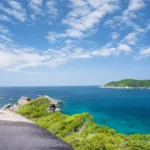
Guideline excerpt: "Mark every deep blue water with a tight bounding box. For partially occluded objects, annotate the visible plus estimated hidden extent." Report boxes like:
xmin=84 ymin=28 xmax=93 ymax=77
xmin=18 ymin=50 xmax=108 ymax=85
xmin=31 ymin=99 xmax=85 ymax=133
xmin=0 ymin=86 xmax=150 ymax=134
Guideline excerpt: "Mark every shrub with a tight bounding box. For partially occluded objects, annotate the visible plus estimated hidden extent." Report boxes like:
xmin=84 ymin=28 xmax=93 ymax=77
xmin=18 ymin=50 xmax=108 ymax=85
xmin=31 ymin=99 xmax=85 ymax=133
xmin=17 ymin=98 xmax=150 ymax=150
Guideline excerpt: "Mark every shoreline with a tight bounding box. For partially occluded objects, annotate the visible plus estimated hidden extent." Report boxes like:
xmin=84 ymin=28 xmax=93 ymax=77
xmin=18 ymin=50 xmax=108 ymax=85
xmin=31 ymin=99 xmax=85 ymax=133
xmin=1 ymin=96 xmax=150 ymax=149
xmin=1 ymin=95 xmax=62 ymax=112
xmin=100 ymin=86 xmax=150 ymax=89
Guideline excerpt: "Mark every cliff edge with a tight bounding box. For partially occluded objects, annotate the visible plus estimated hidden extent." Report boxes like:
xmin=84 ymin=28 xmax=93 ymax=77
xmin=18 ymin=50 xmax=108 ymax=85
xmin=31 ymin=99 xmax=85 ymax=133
xmin=0 ymin=97 xmax=73 ymax=150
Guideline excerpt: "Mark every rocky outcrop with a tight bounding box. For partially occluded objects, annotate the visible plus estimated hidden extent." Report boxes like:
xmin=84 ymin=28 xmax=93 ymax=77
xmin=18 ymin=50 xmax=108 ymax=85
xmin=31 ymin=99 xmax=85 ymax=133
xmin=36 ymin=95 xmax=61 ymax=112
xmin=55 ymin=108 xmax=61 ymax=112
xmin=18 ymin=97 xmax=31 ymax=105
xmin=9 ymin=104 xmax=19 ymax=112
xmin=1 ymin=95 xmax=61 ymax=112
xmin=1 ymin=97 xmax=31 ymax=112
xmin=0 ymin=96 xmax=73 ymax=150
xmin=1 ymin=103 xmax=12 ymax=110
xmin=36 ymin=95 xmax=62 ymax=105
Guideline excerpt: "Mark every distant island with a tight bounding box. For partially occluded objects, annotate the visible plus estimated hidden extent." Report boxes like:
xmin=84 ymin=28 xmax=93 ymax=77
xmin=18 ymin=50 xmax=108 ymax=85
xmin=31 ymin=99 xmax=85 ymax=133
xmin=101 ymin=79 xmax=150 ymax=89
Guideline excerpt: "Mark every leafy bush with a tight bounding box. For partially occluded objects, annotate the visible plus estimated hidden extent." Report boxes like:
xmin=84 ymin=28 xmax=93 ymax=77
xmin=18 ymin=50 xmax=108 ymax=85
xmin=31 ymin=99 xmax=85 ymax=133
xmin=17 ymin=98 xmax=150 ymax=150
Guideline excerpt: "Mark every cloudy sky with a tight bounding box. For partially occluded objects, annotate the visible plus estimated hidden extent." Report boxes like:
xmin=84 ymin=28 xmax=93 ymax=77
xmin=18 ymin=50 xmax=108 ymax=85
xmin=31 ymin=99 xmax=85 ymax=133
xmin=0 ymin=0 xmax=150 ymax=86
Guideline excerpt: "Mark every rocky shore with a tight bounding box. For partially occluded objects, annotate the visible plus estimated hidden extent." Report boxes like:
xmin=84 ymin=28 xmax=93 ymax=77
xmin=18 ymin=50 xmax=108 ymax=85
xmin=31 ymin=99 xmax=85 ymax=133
xmin=1 ymin=95 xmax=150 ymax=149
xmin=100 ymin=86 xmax=150 ymax=89
xmin=0 ymin=95 xmax=74 ymax=150
xmin=1 ymin=95 xmax=62 ymax=112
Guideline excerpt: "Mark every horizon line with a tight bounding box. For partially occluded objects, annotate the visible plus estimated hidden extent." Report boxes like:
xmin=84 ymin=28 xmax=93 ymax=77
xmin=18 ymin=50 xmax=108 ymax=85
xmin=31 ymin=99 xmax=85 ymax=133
xmin=0 ymin=85 xmax=100 ymax=87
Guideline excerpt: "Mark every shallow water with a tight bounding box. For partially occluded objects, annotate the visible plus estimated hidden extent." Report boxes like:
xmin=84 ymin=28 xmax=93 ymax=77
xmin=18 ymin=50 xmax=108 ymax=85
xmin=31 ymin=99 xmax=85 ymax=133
xmin=0 ymin=86 xmax=150 ymax=134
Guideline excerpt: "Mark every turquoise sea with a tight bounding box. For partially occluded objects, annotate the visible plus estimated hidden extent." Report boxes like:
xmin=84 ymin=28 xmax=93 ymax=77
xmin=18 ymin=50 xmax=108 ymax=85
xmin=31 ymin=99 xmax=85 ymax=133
xmin=0 ymin=86 xmax=150 ymax=134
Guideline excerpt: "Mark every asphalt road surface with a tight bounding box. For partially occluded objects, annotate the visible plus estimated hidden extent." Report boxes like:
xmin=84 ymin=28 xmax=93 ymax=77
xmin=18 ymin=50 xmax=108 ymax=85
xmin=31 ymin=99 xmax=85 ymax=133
xmin=0 ymin=111 xmax=73 ymax=150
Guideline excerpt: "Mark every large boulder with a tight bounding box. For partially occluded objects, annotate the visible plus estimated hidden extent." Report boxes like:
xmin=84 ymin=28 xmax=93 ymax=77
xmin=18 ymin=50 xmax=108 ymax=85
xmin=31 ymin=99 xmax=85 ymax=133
xmin=1 ymin=103 xmax=12 ymax=110
xmin=1 ymin=97 xmax=31 ymax=112
xmin=36 ymin=95 xmax=62 ymax=106
xmin=1 ymin=95 xmax=62 ymax=113
xmin=18 ymin=97 xmax=31 ymax=105
xmin=55 ymin=108 xmax=61 ymax=112
xmin=9 ymin=104 xmax=19 ymax=112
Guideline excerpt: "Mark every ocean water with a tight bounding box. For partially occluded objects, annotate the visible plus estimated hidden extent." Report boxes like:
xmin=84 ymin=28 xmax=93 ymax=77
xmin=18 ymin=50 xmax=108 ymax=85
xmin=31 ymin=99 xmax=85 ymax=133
xmin=0 ymin=86 xmax=150 ymax=134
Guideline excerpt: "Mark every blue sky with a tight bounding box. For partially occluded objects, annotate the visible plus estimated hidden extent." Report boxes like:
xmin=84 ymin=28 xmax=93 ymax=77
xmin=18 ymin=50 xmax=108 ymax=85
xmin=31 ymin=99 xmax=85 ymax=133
xmin=0 ymin=0 xmax=150 ymax=86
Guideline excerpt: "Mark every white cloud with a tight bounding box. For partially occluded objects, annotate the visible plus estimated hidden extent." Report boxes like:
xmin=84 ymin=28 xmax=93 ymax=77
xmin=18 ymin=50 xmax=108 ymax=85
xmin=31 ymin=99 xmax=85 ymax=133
xmin=66 ymin=29 xmax=84 ymax=38
xmin=104 ymin=19 xmax=116 ymax=29
xmin=64 ymin=40 xmax=73 ymax=44
xmin=46 ymin=0 xmax=58 ymax=17
xmin=30 ymin=14 xmax=36 ymax=21
xmin=147 ymin=24 xmax=150 ymax=31
xmin=0 ymin=42 xmax=84 ymax=70
xmin=117 ymin=44 xmax=132 ymax=53
xmin=0 ymin=39 xmax=134 ymax=72
xmin=135 ymin=47 xmax=150 ymax=59
xmin=7 ymin=0 xmax=23 ymax=11
xmin=0 ymin=44 xmax=50 ymax=71
xmin=122 ymin=0 xmax=146 ymax=24
xmin=28 ymin=0 xmax=59 ymax=21
xmin=127 ymin=0 xmax=146 ymax=12
xmin=0 ymin=0 xmax=149 ymax=72
xmin=0 ymin=25 xmax=9 ymax=34
xmin=92 ymin=47 xmax=116 ymax=57
xmin=28 ymin=0 xmax=45 ymax=20
xmin=0 ymin=25 xmax=13 ymax=46
xmin=0 ymin=14 xmax=11 ymax=22
xmin=0 ymin=35 xmax=13 ymax=43
xmin=123 ymin=32 xmax=138 ymax=45
xmin=28 ymin=1 xmax=43 ymax=15
xmin=0 ymin=3 xmax=26 ymax=22
xmin=30 ymin=0 xmax=43 ymax=6
xmin=111 ymin=32 xmax=119 ymax=40
xmin=121 ymin=26 xmax=144 ymax=45
xmin=47 ymin=0 xmax=120 ymax=42
xmin=143 ymin=24 xmax=150 ymax=34
xmin=69 ymin=48 xmax=91 ymax=58
xmin=92 ymin=42 xmax=132 ymax=57
xmin=46 ymin=32 xmax=66 ymax=42
xmin=105 ymin=0 xmax=146 ymax=30
xmin=64 ymin=0 xmax=119 ymax=34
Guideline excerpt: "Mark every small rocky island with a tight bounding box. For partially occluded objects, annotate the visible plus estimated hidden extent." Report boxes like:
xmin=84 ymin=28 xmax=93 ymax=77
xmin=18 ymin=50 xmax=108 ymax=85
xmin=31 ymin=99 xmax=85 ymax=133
xmin=101 ymin=79 xmax=150 ymax=89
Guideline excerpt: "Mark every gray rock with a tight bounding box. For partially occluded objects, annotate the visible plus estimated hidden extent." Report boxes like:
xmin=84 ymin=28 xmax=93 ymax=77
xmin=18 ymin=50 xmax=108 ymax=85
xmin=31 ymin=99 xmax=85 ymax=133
xmin=9 ymin=104 xmax=19 ymax=112
xmin=1 ymin=103 xmax=12 ymax=110
xmin=1 ymin=96 xmax=62 ymax=113
xmin=1 ymin=96 xmax=31 ymax=112
xmin=18 ymin=97 xmax=31 ymax=105
xmin=47 ymin=107 xmax=54 ymax=112
xmin=55 ymin=108 xmax=61 ymax=112
xmin=57 ymin=100 xmax=62 ymax=104
xmin=36 ymin=95 xmax=43 ymax=99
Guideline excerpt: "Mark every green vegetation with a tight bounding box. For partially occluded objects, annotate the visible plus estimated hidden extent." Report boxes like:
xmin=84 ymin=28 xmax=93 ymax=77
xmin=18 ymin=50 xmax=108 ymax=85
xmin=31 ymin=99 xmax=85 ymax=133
xmin=17 ymin=98 xmax=150 ymax=150
xmin=104 ymin=79 xmax=150 ymax=88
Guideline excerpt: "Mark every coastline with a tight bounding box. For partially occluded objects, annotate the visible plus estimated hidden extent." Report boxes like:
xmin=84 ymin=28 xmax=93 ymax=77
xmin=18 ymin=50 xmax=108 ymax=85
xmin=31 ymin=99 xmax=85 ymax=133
xmin=1 ymin=96 xmax=150 ymax=149
xmin=100 ymin=86 xmax=150 ymax=89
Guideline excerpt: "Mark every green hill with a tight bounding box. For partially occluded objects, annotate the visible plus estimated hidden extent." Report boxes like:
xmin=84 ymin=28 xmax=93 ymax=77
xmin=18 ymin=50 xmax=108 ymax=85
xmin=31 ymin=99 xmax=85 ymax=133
xmin=104 ymin=79 xmax=150 ymax=88
xmin=17 ymin=98 xmax=150 ymax=150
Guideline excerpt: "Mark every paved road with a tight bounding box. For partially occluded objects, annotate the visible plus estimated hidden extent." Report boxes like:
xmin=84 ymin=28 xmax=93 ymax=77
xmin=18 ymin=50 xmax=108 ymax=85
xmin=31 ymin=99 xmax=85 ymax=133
xmin=0 ymin=111 xmax=73 ymax=150
xmin=0 ymin=110 xmax=34 ymax=123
